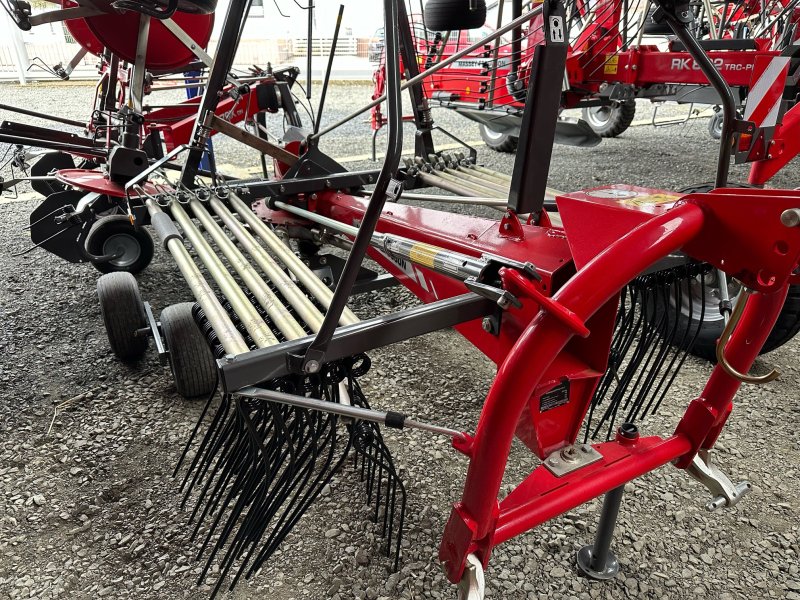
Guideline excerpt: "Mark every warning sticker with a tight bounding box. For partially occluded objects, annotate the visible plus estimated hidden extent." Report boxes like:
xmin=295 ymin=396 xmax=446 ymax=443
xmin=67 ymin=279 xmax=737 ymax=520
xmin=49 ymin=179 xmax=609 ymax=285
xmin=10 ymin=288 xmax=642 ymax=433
xmin=620 ymin=193 xmax=681 ymax=208
xmin=604 ymin=55 xmax=619 ymax=75
xmin=539 ymin=381 xmax=570 ymax=413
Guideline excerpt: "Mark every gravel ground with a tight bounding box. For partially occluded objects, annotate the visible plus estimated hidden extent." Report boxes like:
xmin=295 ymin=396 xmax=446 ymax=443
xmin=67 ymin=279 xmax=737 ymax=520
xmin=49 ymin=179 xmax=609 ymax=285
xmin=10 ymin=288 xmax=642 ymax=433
xmin=0 ymin=81 xmax=799 ymax=600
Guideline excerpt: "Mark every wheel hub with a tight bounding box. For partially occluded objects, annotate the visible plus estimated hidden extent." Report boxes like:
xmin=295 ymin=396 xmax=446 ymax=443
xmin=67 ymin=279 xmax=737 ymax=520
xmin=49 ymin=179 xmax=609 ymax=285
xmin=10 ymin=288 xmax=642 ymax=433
xmin=103 ymin=233 xmax=142 ymax=268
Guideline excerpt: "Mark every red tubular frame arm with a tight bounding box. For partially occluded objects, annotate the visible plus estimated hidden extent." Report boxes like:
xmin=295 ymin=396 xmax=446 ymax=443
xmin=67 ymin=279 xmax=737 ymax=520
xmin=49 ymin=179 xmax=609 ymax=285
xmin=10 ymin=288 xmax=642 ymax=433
xmin=440 ymin=203 xmax=706 ymax=581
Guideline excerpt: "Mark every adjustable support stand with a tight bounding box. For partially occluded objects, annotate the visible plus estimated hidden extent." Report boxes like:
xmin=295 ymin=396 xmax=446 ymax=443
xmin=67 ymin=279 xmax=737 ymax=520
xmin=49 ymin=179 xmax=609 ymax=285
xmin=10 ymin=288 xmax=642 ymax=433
xmin=576 ymin=422 xmax=638 ymax=580
xmin=576 ymin=485 xmax=624 ymax=580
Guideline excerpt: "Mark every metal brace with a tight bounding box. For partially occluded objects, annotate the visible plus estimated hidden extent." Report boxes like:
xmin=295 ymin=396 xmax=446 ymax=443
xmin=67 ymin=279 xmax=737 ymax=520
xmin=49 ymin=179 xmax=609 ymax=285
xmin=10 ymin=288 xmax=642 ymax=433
xmin=464 ymin=278 xmax=521 ymax=310
xmin=544 ymin=443 xmax=604 ymax=477
xmin=687 ymin=450 xmax=752 ymax=511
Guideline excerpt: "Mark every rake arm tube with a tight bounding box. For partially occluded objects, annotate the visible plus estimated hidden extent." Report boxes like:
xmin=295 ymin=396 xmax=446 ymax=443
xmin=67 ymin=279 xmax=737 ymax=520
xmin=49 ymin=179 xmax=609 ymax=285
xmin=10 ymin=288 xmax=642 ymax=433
xmin=144 ymin=199 xmax=248 ymax=355
xmin=440 ymin=203 xmax=706 ymax=582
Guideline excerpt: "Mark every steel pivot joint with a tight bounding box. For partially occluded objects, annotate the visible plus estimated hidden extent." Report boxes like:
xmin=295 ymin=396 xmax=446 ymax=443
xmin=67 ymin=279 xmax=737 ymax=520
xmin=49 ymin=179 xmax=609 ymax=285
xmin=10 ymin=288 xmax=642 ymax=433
xmin=687 ymin=450 xmax=752 ymax=511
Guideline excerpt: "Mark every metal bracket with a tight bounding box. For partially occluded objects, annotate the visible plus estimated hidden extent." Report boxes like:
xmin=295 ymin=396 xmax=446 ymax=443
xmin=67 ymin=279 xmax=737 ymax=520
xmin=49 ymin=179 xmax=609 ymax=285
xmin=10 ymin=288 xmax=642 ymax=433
xmin=687 ymin=450 xmax=752 ymax=511
xmin=544 ymin=444 xmax=604 ymax=477
xmin=141 ymin=301 xmax=168 ymax=364
xmin=464 ymin=277 xmax=521 ymax=310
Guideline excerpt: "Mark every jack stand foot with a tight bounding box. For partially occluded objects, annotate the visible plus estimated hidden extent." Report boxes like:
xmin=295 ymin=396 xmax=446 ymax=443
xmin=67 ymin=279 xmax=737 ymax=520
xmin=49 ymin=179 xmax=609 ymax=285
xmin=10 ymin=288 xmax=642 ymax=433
xmin=576 ymin=545 xmax=619 ymax=580
xmin=576 ymin=484 xmax=625 ymax=581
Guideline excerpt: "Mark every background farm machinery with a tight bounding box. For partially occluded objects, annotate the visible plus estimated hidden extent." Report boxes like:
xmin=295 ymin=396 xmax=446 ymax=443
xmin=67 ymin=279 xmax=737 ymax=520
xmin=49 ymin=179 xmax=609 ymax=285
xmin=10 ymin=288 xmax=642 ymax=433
xmin=369 ymin=0 xmax=800 ymax=179
xmin=1 ymin=0 xmax=800 ymax=599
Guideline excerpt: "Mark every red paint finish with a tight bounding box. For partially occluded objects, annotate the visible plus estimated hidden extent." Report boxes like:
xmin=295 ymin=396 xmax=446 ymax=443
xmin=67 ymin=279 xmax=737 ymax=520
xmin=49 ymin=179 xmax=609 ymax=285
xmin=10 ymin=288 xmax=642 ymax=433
xmin=55 ymin=169 xmax=159 ymax=197
xmin=299 ymin=193 xmax=574 ymax=366
xmin=85 ymin=9 xmax=214 ymax=71
xmin=749 ymin=102 xmax=800 ymax=185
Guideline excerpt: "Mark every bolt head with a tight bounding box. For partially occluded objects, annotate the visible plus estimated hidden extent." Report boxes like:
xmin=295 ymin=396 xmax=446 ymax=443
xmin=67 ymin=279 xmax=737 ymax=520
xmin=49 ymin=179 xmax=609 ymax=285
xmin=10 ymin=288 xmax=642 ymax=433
xmin=780 ymin=209 xmax=800 ymax=228
xmin=482 ymin=317 xmax=493 ymax=332
xmin=305 ymin=360 xmax=321 ymax=374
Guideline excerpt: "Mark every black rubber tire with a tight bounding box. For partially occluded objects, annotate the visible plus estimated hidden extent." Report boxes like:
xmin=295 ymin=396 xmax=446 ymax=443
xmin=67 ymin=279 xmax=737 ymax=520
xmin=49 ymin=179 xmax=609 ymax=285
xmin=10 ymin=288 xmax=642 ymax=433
xmin=160 ymin=303 xmax=217 ymax=399
xmin=664 ymin=283 xmax=800 ymax=362
xmin=86 ymin=215 xmax=155 ymax=275
xmin=97 ymin=272 xmax=149 ymax=362
xmin=424 ymin=0 xmax=487 ymax=31
xmin=708 ymin=111 xmax=723 ymax=140
xmin=479 ymin=124 xmax=518 ymax=153
xmin=581 ymin=100 xmax=637 ymax=138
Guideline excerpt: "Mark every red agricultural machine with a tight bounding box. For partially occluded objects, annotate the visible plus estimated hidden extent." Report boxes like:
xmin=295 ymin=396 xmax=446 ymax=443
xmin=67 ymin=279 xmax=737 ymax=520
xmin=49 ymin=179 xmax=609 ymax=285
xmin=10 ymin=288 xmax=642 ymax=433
xmin=4 ymin=0 xmax=800 ymax=599
xmin=1 ymin=0 xmax=304 ymax=273
xmin=370 ymin=0 xmax=800 ymax=184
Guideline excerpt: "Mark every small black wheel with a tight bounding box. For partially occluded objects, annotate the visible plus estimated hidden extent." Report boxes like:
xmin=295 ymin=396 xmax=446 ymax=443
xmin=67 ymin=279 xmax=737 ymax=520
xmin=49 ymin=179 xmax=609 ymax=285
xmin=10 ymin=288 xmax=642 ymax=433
xmin=582 ymin=100 xmax=637 ymax=138
xmin=86 ymin=215 xmax=155 ymax=275
xmin=424 ymin=0 xmax=487 ymax=30
xmin=708 ymin=111 xmax=723 ymax=140
xmin=479 ymin=124 xmax=518 ymax=153
xmin=97 ymin=272 xmax=149 ymax=362
xmin=160 ymin=303 xmax=217 ymax=399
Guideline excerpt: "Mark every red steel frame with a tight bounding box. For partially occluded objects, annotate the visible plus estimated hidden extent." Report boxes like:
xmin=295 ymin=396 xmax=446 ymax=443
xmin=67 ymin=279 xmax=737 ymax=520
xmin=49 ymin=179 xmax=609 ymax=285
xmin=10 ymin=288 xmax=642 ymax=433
xmin=294 ymin=184 xmax=800 ymax=584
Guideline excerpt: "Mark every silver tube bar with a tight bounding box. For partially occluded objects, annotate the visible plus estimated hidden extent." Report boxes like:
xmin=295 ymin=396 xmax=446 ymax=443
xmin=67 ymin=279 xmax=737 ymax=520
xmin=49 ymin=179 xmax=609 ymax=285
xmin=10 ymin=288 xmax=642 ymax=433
xmin=208 ymin=195 xmax=326 ymax=332
xmin=432 ymin=170 xmax=507 ymax=198
xmin=170 ymin=202 xmax=279 ymax=348
xmin=236 ymin=386 xmax=466 ymax=440
xmin=311 ymin=5 xmax=544 ymax=140
xmin=190 ymin=200 xmax=308 ymax=341
xmin=272 ymin=200 xmax=487 ymax=281
xmin=417 ymin=172 xmax=496 ymax=198
xmin=443 ymin=167 xmax=509 ymax=193
xmin=227 ymin=192 xmax=359 ymax=326
xmin=472 ymin=164 xmax=513 ymax=182
xmin=145 ymin=199 xmax=249 ymax=355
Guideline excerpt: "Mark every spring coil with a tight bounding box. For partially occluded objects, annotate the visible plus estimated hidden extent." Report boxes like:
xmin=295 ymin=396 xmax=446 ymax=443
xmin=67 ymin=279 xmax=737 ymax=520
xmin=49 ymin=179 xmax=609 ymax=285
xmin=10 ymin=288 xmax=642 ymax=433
xmin=191 ymin=304 xmax=225 ymax=359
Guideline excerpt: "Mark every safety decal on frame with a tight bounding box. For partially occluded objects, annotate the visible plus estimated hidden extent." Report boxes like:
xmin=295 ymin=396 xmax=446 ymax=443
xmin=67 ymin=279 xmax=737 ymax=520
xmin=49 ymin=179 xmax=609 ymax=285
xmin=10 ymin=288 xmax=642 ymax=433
xmin=549 ymin=16 xmax=565 ymax=43
xmin=604 ymin=55 xmax=619 ymax=75
xmin=620 ymin=193 xmax=681 ymax=207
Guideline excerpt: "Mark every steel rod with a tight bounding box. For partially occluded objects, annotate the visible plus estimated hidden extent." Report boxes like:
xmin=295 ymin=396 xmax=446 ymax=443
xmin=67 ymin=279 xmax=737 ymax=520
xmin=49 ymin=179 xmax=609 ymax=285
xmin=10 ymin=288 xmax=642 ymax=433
xmin=443 ymin=167 xmax=509 ymax=193
xmin=236 ymin=386 xmax=465 ymax=440
xmin=417 ymin=171 xmax=500 ymax=198
xmin=144 ymin=199 xmax=249 ymax=355
xmin=208 ymin=195 xmax=326 ymax=332
xmin=0 ymin=103 xmax=85 ymax=127
xmin=314 ymin=4 xmax=345 ymax=135
xmin=190 ymin=200 xmax=307 ymax=341
xmin=227 ymin=192 xmax=358 ymax=326
xmin=401 ymin=192 xmax=506 ymax=206
xmin=170 ymin=201 xmax=278 ymax=348
xmin=310 ymin=5 xmax=543 ymax=140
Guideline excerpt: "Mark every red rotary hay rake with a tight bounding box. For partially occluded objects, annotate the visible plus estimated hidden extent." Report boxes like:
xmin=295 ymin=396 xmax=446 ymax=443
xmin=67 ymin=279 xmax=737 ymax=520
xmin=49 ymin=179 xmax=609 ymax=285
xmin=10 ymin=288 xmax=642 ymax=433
xmin=369 ymin=0 xmax=800 ymax=185
xmin=4 ymin=0 xmax=800 ymax=598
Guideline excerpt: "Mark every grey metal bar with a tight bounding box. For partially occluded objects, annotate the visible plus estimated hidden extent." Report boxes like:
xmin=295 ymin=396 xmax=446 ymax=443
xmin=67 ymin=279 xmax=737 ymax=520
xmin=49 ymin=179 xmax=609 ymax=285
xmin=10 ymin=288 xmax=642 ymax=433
xmin=219 ymin=293 xmax=495 ymax=391
xmin=272 ymin=200 xmax=487 ymax=281
xmin=130 ymin=14 xmax=151 ymax=114
xmin=190 ymin=200 xmax=308 ymax=341
xmin=236 ymin=386 xmax=465 ymax=440
xmin=208 ymin=195 xmax=326 ymax=332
